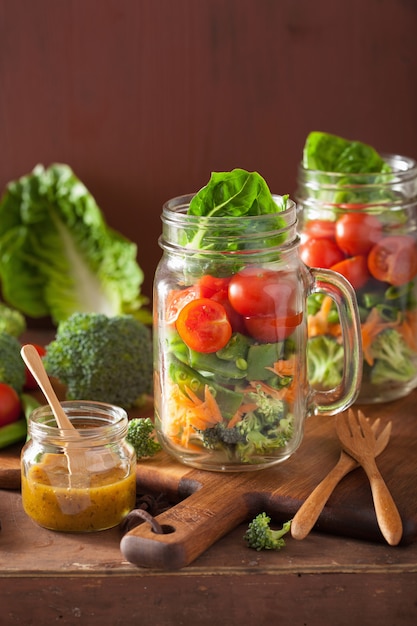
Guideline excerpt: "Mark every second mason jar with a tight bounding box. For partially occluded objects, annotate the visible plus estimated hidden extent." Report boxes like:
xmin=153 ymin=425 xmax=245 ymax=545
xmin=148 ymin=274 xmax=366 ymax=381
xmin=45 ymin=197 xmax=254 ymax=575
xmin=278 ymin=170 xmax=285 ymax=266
xmin=153 ymin=194 xmax=363 ymax=471
xmin=296 ymin=153 xmax=417 ymax=403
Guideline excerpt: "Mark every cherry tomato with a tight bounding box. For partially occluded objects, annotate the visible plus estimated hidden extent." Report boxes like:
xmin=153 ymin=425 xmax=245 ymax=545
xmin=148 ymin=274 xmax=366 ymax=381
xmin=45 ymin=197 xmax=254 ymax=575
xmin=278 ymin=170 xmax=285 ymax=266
xmin=335 ymin=213 xmax=383 ymax=256
xmin=330 ymin=255 xmax=371 ymax=290
xmin=0 ymin=382 xmax=21 ymax=427
xmin=300 ymin=238 xmax=345 ymax=269
xmin=165 ymin=285 xmax=201 ymax=324
xmin=228 ymin=268 xmax=297 ymax=317
xmin=302 ymin=219 xmax=336 ymax=241
xmin=368 ymin=235 xmax=417 ymax=286
xmin=24 ymin=344 xmax=47 ymax=390
xmin=244 ymin=311 xmax=303 ymax=343
xmin=197 ymin=274 xmax=230 ymax=299
xmin=176 ymin=298 xmax=232 ymax=353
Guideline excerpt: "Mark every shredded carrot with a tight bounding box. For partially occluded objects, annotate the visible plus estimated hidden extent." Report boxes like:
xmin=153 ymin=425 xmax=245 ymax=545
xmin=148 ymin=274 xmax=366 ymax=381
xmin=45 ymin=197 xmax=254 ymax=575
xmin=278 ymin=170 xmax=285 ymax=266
xmin=164 ymin=382 xmax=223 ymax=448
xmin=227 ymin=403 xmax=258 ymax=428
xmin=361 ymin=307 xmax=400 ymax=366
xmin=398 ymin=309 xmax=417 ymax=352
xmin=266 ymin=354 xmax=297 ymax=377
xmin=308 ymin=295 xmax=342 ymax=339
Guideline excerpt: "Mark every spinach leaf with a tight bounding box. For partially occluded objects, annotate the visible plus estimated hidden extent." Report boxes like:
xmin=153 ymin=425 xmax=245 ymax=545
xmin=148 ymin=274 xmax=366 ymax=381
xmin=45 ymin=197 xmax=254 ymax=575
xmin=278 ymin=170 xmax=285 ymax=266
xmin=185 ymin=169 xmax=288 ymax=255
xmin=188 ymin=169 xmax=282 ymax=217
xmin=303 ymin=131 xmax=391 ymax=174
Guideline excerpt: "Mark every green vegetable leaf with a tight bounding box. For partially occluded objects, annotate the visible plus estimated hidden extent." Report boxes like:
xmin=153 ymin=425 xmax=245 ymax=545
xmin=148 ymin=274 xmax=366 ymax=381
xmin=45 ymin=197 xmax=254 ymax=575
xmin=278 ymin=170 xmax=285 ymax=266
xmin=188 ymin=169 xmax=282 ymax=217
xmin=303 ymin=131 xmax=391 ymax=174
xmin=0 ymin=164 xmax=149 ymax=324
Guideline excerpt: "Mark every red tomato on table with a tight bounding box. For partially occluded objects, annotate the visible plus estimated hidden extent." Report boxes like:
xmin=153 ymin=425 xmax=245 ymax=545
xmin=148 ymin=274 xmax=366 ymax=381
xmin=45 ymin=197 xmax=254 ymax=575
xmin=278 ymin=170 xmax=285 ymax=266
xmin=0 ymin=382 xmax=21 ymax=427
xmin=176 ymin=298 xmax=232 ymax=353
xmin=368 ymin=235 xmax=417 ymax=286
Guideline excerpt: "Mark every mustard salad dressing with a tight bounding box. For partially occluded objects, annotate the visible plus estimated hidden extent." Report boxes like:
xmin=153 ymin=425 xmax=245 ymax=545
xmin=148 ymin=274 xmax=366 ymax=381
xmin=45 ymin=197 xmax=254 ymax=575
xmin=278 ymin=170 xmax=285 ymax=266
xmin=21 ymin=401 xmax=136 ymax=532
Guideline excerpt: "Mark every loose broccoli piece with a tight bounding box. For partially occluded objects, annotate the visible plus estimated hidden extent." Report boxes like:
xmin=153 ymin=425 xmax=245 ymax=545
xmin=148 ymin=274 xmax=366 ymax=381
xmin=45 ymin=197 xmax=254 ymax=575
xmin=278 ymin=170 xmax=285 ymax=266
xmin=244 ymin=512 xmax=292 ymax=551
xmin=0 ymin=303 xmax=26 ymax=337
xmin=369 ymin=328 xmax=417 ymax=385
xmin=307 ymin=334 xmax=344 ymax=389
xmin=126 ymin=417 xmax=162 ymax=459
xmin=44 ymin=313 xmax=153 ymax=407
xmin=0 ymin=331 xmax=26 ymax=393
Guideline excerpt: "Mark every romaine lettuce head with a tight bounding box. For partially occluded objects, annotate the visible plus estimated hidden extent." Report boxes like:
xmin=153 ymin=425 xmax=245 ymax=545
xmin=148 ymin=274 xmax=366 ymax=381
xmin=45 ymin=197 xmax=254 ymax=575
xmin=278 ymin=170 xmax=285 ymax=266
xmin=0 ymin=163 xmax=149 ymax=324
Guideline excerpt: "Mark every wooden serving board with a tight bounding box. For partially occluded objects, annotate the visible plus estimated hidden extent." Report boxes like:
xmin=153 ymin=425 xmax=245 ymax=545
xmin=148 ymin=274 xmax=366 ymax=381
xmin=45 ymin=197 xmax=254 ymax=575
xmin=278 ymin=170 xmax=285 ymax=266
xmin=2 ymin=390 xmax=417 ymax=570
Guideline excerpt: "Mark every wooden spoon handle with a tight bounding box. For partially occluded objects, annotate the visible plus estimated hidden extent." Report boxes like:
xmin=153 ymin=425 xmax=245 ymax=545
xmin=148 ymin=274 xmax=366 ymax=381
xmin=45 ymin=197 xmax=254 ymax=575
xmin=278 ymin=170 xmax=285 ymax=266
xmin=364 ymin=461 xmax=403 ymax=546
xmin=21 ymin=344 xmax=76 ymax=433
xmin=291 ymin=453 xmax=357 ymax=540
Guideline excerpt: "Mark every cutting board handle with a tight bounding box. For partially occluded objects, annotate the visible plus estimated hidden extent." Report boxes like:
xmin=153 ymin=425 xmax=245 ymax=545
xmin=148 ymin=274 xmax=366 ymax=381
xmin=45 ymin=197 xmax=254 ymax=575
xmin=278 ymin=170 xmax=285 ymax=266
xmin=120 ymin=472 xmax=251 ymax=569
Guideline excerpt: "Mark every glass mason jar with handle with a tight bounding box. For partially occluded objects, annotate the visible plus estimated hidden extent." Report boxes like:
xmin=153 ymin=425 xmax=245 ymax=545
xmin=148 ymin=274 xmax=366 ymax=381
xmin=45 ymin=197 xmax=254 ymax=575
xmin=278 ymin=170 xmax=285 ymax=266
xmin=153 ymin=193 xmax=363 ymax=471
xmin=296 ymin=153 xmax=417 ymax=403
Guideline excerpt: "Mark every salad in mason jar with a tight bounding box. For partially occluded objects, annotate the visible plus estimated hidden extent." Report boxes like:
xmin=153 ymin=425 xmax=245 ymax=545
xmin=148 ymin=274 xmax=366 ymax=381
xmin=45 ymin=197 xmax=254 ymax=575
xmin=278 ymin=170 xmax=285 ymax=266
xmin=297 ymin=131 xmax=417 ymax=402
xmin=154 ymin=170 xmax=306 ymax=468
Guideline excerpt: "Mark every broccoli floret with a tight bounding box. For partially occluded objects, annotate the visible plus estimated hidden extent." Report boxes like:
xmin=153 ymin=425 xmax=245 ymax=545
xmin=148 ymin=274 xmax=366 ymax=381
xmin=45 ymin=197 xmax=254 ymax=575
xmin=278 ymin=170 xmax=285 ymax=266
xmin=369 ymin=328 xmax=417 ymax=385
xmin=198 ymin=422 xmax=246 ymax=449
xmin=0 ymin=331 xmax=26 ymax=393
xmin=307 ymin=334 xmax=344 ymax=389
xmin=0 ymin=303 xmax=26 ymax=337
xmin=44 ymin=313 xmax=153 ymax=407
xmin=126 ymin=417 xmax=162 ymax=459
xmin=244 ymin=512 xmax=292 ymax=551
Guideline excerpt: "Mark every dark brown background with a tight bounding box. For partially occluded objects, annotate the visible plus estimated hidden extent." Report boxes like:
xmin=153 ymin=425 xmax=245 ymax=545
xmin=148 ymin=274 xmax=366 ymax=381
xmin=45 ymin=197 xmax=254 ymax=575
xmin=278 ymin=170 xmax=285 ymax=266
xmin=1 ymin=0 xmax=416 ymax=304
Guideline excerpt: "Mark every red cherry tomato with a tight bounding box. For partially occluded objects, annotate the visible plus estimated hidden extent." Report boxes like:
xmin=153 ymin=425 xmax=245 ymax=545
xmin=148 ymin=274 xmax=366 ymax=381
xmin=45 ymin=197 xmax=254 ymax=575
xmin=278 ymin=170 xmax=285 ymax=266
xmin=24 ymin=344 xmax=47 ymax=390
xmin=335 ymin=213 xmax=383 ymax=256
xmin=367 ymin=235 xmax=417 ymax=286
xmin=0 ymin=382 xmax=21 ymax=427
xmin=228 ymin=267 xmax=297 ymax=317
xmin=330 ymin=255 xmax=371 ymax=290
xmin=244 ymin=311 xmax=303 ymax=343
xmin=300 ymin=238 xmax=345 ymax=269
xmin=165 ymin=285 xmax=201 ymax=324
xmin=302 ymin=219 xmax=336 ymax=241
xmin=196 ymin=274 xmax=230 ymax=299
xmin=176 ymin=298 xmax=232 ymax=353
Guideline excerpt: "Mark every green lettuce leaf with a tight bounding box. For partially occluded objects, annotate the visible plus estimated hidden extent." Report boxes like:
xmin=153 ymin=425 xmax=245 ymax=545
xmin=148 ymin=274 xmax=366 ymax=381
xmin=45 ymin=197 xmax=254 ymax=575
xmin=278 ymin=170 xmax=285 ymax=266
xmin=0 ymin=163 xmax=149 ymax=324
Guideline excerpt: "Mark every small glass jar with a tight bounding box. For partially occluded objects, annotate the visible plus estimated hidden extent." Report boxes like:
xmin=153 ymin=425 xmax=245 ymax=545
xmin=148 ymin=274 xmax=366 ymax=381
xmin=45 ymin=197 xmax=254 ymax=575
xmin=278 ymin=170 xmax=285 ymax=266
xmin=296 ymin=154 xmax=417 ymax=403
xmin=21 ymin=401 xmax=136 ymax=532
xmin=153 ymin=194 xmax=363 ymax=472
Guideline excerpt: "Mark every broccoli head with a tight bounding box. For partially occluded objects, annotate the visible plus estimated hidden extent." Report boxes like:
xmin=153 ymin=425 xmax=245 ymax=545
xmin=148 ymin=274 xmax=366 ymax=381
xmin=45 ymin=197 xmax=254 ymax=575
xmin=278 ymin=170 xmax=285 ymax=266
xmin=44 ymin=313 xmax=153 ymax=407
xmin=0 ymin=331 xmax=26 ymax=393
xmin=369 ymin=328 xmax=417 ymax=385
xmin=0 ymin=303 xmax=26 ymax=337
xmin=126 ymin=417 xmax=162 ymax=459
xmin=307 ymin=334 xmax=344 ymax=389
xmin=244 ymin=512 xmax=292 ymax=551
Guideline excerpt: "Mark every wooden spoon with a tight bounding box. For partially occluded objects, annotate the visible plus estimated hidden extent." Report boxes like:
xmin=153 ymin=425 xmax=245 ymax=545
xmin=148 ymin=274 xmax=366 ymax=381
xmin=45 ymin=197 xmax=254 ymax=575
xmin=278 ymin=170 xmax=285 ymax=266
xmin=291 ymin=418 xmax=392 ymax=540
xmin=20 ymin=344 xmax=85 ymax=477
xmin=335 ymin=408 xmax=403 ymax=546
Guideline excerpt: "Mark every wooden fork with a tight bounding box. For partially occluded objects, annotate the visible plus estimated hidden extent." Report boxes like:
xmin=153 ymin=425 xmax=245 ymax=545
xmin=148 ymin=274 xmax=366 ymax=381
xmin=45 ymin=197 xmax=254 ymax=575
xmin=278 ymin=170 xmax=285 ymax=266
xmin=335 ymin=408 xmax=403 ymax=546
xmin=291 ymin=417 xmax=392 ymax=540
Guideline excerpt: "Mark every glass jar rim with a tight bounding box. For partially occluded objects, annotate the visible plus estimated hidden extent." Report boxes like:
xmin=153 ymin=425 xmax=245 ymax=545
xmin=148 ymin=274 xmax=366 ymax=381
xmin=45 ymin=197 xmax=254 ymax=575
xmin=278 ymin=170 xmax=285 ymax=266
xmin=298 ymin=153 xmax=417 ymax=179
xmin=28 ymin=400 xmax=128 ymax=445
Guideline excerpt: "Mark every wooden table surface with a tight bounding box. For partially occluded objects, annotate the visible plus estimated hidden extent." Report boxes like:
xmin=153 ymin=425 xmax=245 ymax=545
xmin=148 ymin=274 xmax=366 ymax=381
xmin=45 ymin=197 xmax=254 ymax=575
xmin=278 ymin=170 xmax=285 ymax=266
xmin=1 ymin=483 xmax=417 ymax=626
xmin=1 ymin=330 xmax=417 ymax=624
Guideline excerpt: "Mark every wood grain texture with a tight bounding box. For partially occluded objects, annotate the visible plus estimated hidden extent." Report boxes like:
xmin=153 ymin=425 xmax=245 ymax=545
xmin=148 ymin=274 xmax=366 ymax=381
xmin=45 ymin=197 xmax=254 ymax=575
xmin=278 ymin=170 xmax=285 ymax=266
xmin=0 ymin=0 xmax=416 ymax=302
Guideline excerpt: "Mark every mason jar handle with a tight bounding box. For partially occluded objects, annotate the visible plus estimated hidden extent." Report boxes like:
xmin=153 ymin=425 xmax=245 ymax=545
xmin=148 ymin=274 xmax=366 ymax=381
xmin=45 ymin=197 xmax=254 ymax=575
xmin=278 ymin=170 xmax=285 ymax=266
xmin=308 ymin=268 xmax=363 ymax=415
